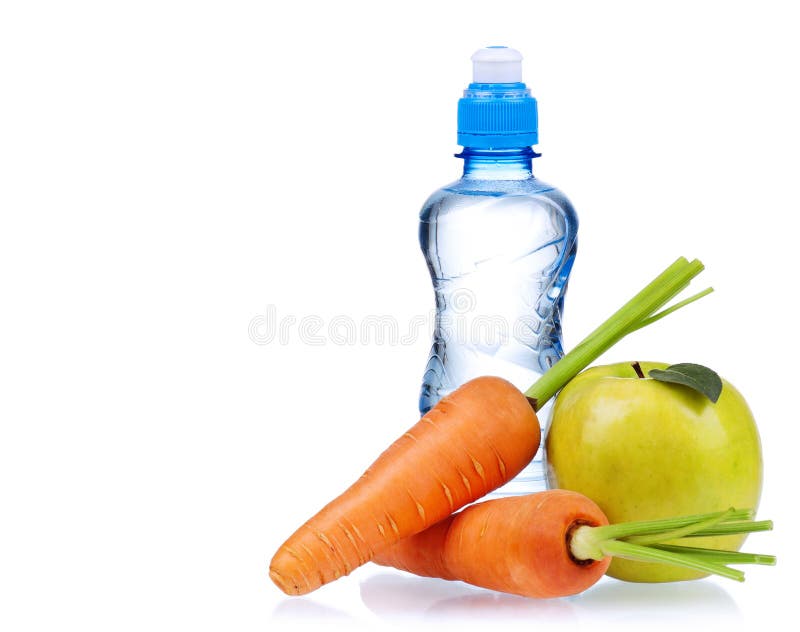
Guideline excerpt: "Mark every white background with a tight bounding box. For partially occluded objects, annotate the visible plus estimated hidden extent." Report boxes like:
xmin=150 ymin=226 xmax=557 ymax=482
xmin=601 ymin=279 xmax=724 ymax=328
xmin=2 ymin=1 xmax=798 ymax=630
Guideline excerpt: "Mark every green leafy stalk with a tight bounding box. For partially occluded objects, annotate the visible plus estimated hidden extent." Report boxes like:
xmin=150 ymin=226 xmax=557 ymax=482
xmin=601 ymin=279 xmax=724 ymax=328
xmin=623 ymin=508 xmax=736 ymax=546
xmin=525 ymin=257 xmax=708 ymax=410
xmin=586 ymin=508 xmax=753 ymax=542
xmin=683 ymin=520 xmax=774 ymax=537
xmin=651 ymin=545 xmax=777 ymax=566
xmin=568 ymin=508 xmax=775 ymax=583
xmin=599 ymin=539 xmax=745 ymax=582
xmin=623 ymin=287 xmax=714 ymax=335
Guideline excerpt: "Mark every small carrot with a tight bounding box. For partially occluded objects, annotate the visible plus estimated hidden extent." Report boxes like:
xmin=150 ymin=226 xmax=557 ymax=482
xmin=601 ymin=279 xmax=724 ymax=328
xmin=374 ymin=490 xmax=775 ymax=598
xmin=270 ymin=258 xmax=711 ymax=596
xmin=375 ymin=490 xmax=611 ymax=598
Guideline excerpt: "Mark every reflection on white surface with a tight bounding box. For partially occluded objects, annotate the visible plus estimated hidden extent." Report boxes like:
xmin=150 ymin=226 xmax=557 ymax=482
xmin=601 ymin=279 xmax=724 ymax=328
xmin=572 ymin=578 xmax=741 ymax=626
xmin=269 ymin=566 xmax=750 ymax=630
xmin=271 ymin=598 xmax=357 ymax=623
xmin=360 ymin=572 xmax=483 ymax=617
xmin=360 ymin=572 xmax=577 ymax=625
xmin=359 ymin=571 xmax=741 ymax=629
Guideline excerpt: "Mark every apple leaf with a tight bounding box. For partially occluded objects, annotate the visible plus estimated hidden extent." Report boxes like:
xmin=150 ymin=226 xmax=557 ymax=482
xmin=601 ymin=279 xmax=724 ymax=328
xmin=648 ymin=363 xmax=723 ymax=403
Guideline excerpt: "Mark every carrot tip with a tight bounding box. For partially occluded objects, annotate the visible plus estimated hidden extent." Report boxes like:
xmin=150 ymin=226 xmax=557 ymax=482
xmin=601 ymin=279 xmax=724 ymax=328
xmin=269 ymin=568 xmax=298 ymax=596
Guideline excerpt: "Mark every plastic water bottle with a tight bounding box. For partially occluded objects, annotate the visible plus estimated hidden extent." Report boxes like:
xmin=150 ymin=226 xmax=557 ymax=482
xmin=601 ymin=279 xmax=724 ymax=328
xmin=419 ymin=47 xmax=578 ymax=496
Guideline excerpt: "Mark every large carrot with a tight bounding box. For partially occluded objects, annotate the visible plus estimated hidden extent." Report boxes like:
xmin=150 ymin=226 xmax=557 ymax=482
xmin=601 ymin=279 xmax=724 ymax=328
xmin=374 ymin=490 xmax=775 ymax=598
xmin=269 ymin=376 xmax=537 ymax=595
xmin=270 ymin=257 xmax=711 ymax=596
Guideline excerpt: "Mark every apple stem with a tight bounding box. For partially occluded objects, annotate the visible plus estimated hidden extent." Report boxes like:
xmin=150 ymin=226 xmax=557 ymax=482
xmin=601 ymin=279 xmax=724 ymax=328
xmin=568 ymin=508 xmax=776 ymax=582
xmin=524 ymin=257 xmax=712 ymax=411
xmin=631 ymin=361 xmax=645 ymax=379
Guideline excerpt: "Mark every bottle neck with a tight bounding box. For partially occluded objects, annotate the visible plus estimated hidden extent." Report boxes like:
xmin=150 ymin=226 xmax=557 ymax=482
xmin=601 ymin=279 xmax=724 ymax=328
xmin=458 ymin=147 xmax=536 ymax=180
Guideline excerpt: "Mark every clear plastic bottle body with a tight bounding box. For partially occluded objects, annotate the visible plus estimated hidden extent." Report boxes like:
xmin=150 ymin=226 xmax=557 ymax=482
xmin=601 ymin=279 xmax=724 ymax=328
xmin=419 ymin=148 xmax=578 ymax=496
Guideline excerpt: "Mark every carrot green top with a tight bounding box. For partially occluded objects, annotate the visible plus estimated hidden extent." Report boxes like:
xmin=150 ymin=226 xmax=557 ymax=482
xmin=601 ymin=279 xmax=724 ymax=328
xmin=525 ymin=257 xmax=710 ymax=410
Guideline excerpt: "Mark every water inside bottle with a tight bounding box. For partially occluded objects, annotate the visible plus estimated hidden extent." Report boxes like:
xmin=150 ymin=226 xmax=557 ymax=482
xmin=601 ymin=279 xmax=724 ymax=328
xmin=419 ymin=182 xmax=577 ymax=496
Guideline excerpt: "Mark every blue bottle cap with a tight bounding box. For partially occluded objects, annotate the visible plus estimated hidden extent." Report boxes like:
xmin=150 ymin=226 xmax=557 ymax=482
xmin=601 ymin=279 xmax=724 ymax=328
xmin=457 ymin=47 xmax=539 ymax=149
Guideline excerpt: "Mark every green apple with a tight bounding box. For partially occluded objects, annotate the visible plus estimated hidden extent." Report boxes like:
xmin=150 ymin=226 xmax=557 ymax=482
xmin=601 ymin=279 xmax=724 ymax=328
xmin=545 ymin=361 xmax=763 ymax=583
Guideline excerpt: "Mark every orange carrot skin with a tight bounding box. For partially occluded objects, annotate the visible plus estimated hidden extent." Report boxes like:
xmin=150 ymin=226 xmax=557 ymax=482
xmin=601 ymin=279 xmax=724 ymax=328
xmin=374 ymin=490 xmax=612 ymax=599
xmin=270 ymin=376 xmax=540 ymax=596
xmin=371 ymin=514 xmax=459 ymax=581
